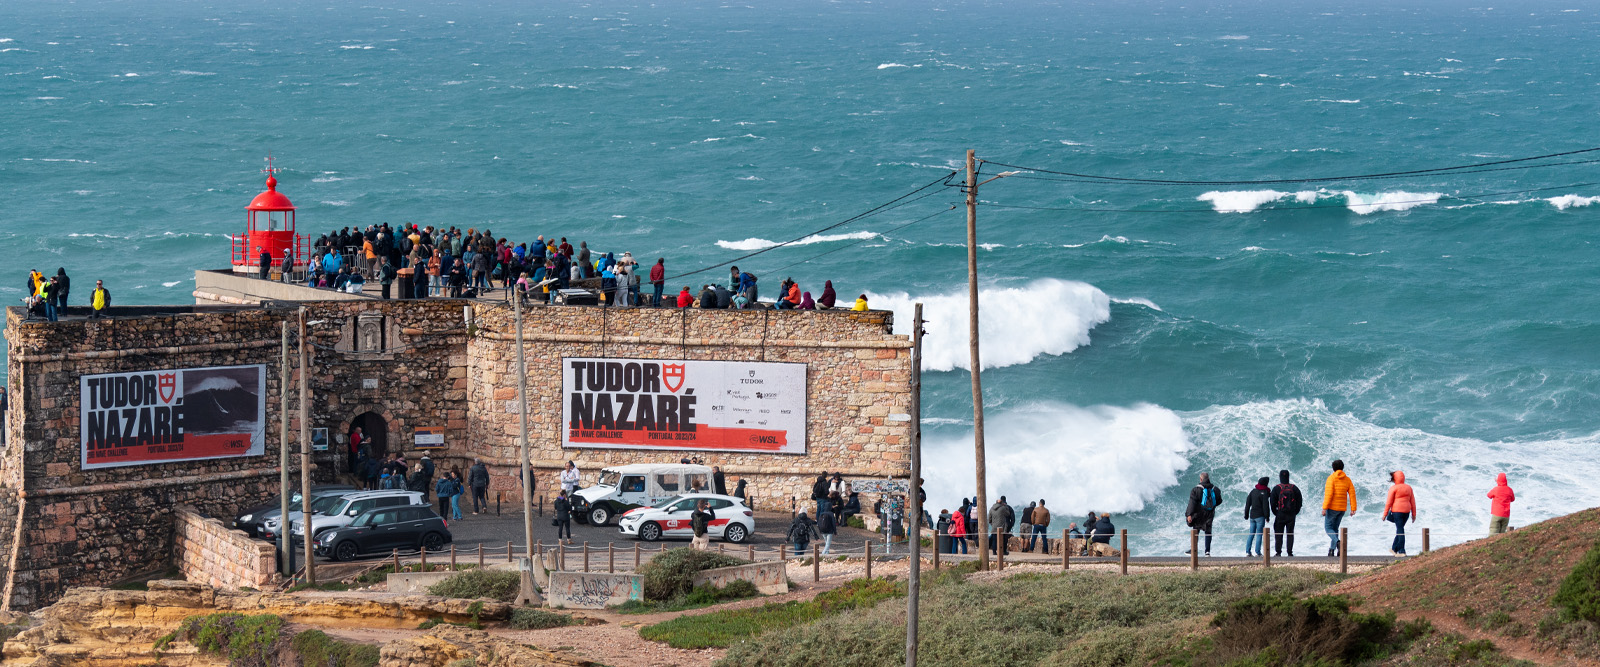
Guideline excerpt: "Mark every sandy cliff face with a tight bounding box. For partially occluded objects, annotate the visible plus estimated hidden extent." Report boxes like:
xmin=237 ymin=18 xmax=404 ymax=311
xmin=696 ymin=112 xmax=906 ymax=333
xmin=0 ymin=580 xmax=591 ymax=667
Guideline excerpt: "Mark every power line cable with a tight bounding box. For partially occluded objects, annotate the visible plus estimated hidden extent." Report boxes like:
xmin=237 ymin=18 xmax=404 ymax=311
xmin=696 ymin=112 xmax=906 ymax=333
xmin=663 ymin=170 xmax=959 ymax=281
xmin=760 ymin=204 xmax=961 ymax=274
xmin=979 ymin=182 xmax=1599 ymax=214
xmin=981 ymin=146 xmax=1600 ymax=186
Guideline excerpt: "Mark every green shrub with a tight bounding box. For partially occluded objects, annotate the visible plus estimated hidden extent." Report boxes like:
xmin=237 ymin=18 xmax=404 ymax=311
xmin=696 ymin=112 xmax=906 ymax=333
xmin=168 ymin=613 xmax=285 ymax=667
xmin=509 ymin=608 xmax=578 ymax=630
xmin=846 ymin=516 xmax=867 ymax=530
xmin=637 ymin=548 xmax=748 ymax=601
xmin=645 ymin=578 xmax=905 ymax=650
xmin=427 ymin=569 xmax=520 ymax=602
xmin=1555 ymin=541 xmax=1600 ymax=622
xmin=1206 ymin=593 xmax=1396 ymax=666
xmin=290 ymin=629 xmax=380 ymax=667
xmin=721 ymin=579 xmax=760 ymax=600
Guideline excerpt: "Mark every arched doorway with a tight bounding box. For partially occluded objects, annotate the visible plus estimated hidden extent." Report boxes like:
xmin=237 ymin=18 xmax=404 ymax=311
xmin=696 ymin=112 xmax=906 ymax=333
xmin=349 ymin=411 xmax=388 ymax=472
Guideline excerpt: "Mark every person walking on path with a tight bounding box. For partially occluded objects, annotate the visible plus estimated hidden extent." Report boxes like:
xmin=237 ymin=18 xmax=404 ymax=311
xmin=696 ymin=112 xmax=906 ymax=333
xmin=1029 ymin=499 xmax=1052 ymax=553
xmin=469 ymin=459 xmax=490 ymax=514
xmin=787 ymin=510 xmax=818 ymax=555
xmin=89 ymin=280 xmax=110 ymax=318
xmin=1244 ymin=477 xmax=1271 ymax=558
xmin=560 ymin=461 xmax=581 ymax=495
xmin=1185 ymin=472 xmax=1222 ymax=557
xmin=811 ymin=474 xmax=831 ymax=517
xmin=1488 ymin=473 xmax=1516 ymax=535
xmin=449 ymin=471 xmax=465 ymax=521
xmin=420 ymin=453 xmax=435 ymax=502
xmin=712 ymin=466 xmax=727 ymax=495
xmin=1270 ymin=470 xmax=1303 ymax=557
xmin=1322 ymin=459 xmax=1358 ymax=557
xmin=691 ymin=499 xmax=715 ymax=551
xmin=1383 ymin=471 xmax=1417 ymax=556
xmin=817 ymin=504 xmax=838 ymax=555
xmin=435 ymin=474 xmax=454 ymax=518
xmin=553 ymin=490 xmax=574 ymax=545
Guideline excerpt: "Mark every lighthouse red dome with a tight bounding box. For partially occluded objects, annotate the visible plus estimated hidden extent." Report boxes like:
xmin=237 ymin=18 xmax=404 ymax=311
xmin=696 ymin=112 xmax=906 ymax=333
xmin=247 ymin=174 xmax=295 ymax=211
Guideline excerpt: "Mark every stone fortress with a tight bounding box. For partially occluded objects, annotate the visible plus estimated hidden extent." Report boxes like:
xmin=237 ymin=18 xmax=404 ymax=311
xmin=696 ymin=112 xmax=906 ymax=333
xmin=0 ymin=269 xmax=914 ymax=611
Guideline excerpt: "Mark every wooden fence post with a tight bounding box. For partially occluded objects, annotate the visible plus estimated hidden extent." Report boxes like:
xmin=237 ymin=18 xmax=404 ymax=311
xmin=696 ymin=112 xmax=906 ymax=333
xmin=996 ymin=527 xmax=1005 ymax=571
xmin=1339 ymin=527 xmax=1349 ymax=574
xmin=450 ymin=544 xmax=457 ymax=570
xmin=477 ymin=543 xmax=484 ymax=567
xmin=1422 ymin=528 xmax=1430 ymax=554
xmin=1062 ymin=530 xmax=1070 ymax=570
xmin=392 ymin=549 xmax=400 ymax=574
xmin=748 ymin=544 xmax=755 ymax=562
xmin=813 ymin=544 xmax=820 ymax=582
xmin=420 ymin=545 xmax=428 ymax=572
xmin=635 ymin=542 xmax=642 ymax=571
xmin=608 ymin=543 xmax=615 ymax=573
xmin=866 ymin=542 xmax=873 ymax=579
xmin=507 ymin=541 xmax=514 ymax=563
xmin=583 ymin=542 xmax=590 ymax=572
xmin=1119 ymin=530 xmax=1128 ymax=576
xmin=1190 ymin=530 xmax=1199 ymax=571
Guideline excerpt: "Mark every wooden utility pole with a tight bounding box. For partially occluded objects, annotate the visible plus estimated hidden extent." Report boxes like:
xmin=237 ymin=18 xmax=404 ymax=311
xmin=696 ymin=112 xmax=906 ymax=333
xmin=299 ymin=307 xmax=315 ymax=585
xmin=279 ymin=322 xmax=292 ymax=576
xmin=905 ymin=303 xmax=925 ymax=667
xmin=965 ymin=149 xmax=990 ymax=570
xmin=515 ymin=294 xmax=534 ymax=561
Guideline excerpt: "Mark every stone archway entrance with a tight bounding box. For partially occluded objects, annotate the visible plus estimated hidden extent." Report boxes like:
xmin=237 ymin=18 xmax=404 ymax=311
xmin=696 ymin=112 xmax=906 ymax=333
xmin=349 ymin=411 xmax=388 ymax=469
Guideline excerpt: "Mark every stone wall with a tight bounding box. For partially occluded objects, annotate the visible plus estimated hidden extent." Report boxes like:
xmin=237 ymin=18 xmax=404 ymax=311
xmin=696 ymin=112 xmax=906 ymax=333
xmin=173 ymin=505 xmax=278 ymax=590
xmin=463 ymin=304 xmax=914 ymax=505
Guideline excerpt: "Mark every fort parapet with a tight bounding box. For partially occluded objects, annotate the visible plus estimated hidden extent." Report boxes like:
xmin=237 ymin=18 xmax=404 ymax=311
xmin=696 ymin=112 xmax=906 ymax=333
xmin=0 ymin=274 xmax=911 ymax=610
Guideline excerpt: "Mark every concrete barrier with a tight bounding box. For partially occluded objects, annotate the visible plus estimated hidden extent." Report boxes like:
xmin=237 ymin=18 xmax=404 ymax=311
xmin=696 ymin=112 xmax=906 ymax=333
xmin=386 ymin=571 xmax=457 ymax=595
xmin=692 ymin=561 xmax=788 ymax=595
xmin=546 ymin=572 xmax=643 ymax=609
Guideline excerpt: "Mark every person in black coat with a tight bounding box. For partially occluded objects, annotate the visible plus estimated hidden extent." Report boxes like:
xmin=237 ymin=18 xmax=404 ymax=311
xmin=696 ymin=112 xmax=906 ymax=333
xmin=1089 ymin=513 xmax=1116 ymax=556
xmin=811 ymin=474 xmax=831 ymax=516
xmin=1184 ymin=472 xmax=1222 ymax=557
xmin=1244 ymin=477 xmax=1272 ymax=558
xmin=52 ymin=268 xmax=70 ymax=308
xmin=470 ymin=459 xmax=491 ymax=514
xmin=713 ymin=467 xmax=727 ymax=496
xmin=1270 ymin=469 xmax=1303 ymax=557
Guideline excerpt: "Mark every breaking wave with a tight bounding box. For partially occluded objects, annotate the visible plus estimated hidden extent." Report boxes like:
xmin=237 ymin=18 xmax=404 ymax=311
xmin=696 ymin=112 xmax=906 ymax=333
xmin=715 ymin=231 xmax=877 ymax=251
xmin=1198 ymin=189 xmax=1443 ymax=214
xmin=1548 ymin=194 xmax=1600 ymax=210
xmin=870 ymin=278 xmax=1111 ymax=371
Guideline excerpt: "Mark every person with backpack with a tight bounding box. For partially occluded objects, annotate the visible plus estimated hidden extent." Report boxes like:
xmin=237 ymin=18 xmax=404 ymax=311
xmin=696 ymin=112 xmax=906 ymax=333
xmin=690 ymin=499 xmax=715 ymax=551
xmin=1270 ymin=470 xmax=1303 ymax=558
xmin=553 ymin=490 xmax=574 ymax=546
xmin=948 ymin=505 xmax=968 ymax=554
xmin=1243 ymin=477 xmax=1271 ymax=558
xmin=787 ymin=510 xmax=818 ymax=555
xmin=1322 ymin=459 xmax=1358 ymax=557
xmin=1185 ymin=472 xmax=1222 ymax=556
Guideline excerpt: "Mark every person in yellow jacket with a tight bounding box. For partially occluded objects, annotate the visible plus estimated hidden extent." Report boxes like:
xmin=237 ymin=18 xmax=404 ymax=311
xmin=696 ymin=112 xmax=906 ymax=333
xmin=1321 ymin=459 xmax=1358 ymax=557
xmin=89 ymin=280 xmax=111 ymax=319
xmin=852 ymin=294 xmax=869 ymax=311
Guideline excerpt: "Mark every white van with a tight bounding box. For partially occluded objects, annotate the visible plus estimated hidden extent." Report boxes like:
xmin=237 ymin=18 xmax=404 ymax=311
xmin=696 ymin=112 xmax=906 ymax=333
xmin=571 ymin=463 xmax=714 ymax=526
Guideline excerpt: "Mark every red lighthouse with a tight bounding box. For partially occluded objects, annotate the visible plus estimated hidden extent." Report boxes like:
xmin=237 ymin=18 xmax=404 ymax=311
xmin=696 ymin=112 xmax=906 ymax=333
xmin=232 ymin=156 xmax=307 ymax=275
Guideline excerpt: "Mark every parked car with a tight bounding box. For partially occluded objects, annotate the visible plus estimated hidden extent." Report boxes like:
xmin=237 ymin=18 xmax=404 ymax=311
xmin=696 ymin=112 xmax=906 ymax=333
xmin=260 ymin=489 xmax=364 ymax=540
xmin=235 ymin=485 xmax=357 ymax=538
xmin=315 ymin=505 xmax=453 ymax=562
xmin=288 ymin=490 xmax=426 ymax=540
xmin=572 ymin=463 xmax=714 ymax=526
xmin=616 ymin=493 xmax=754 ymax=543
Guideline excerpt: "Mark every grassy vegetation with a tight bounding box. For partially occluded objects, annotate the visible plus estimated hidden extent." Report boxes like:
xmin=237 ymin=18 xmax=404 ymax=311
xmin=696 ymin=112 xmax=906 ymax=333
xmin=641 ymin=578 xmax=904 ymax=650
xmin=152 ymin=612 xmax=377 ymax=667
xmin=509 ymin=607 xmax=580 ymax=630
xmin=427 ymin=569 xmax=521 ymax=602
xmin=638 ymin=548 xmax=750 ymax=602
xmin=0 ymin=616 xmax=30 ymax=643
xmin=616 ymin=579 xmax=763 ymax=614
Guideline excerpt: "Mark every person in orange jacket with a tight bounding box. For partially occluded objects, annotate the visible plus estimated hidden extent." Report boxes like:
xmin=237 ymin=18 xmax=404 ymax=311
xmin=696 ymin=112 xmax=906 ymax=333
xmin=1321 ymin=459 xmax=1357 ymax=557
xmin=1487 ymin=473 xmax=1515 ymax=535
xmin=1383 ymin=471 xmax=1417 ymax=556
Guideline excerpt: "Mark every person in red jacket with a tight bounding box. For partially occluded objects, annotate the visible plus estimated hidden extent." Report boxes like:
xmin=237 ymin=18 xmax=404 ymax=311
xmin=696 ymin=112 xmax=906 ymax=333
xmin=676 ymin=286 xmax=693 ymax=308
xmin=649 ymin=258 xmax=666 ymax=307
xmin=1382 ymin=471 xmax=1417 ymax=556
xmin=1488 ymin=473 xmax=1515 ymax=535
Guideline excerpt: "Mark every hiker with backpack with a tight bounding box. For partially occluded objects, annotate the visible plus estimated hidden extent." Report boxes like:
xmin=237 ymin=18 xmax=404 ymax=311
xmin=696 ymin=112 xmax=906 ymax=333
xmin=1270 ymin=470 xmax=1303 ymax=558
xmin=1322 ymin=459 xmax=1358 ymax=557
xmin=787 ymin=510 xmax=819 ymax=556
xmin=1184 ymin=472 xmax=1222 ymax=557
xmin=1244 ymin=477 xmax=1271 ymax=558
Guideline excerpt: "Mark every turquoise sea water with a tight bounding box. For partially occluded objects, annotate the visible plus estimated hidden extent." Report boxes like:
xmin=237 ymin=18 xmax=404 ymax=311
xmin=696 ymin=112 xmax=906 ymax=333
xmin=4 ymin=0 xmax=1598 ymax=553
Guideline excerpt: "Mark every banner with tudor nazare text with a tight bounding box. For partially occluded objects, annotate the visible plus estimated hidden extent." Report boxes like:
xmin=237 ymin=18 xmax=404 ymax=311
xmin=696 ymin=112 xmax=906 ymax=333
xmin=79 ymin=364 xmax=266 ymax=470
xmin=562 ymin=358 xmax=806 ymax=454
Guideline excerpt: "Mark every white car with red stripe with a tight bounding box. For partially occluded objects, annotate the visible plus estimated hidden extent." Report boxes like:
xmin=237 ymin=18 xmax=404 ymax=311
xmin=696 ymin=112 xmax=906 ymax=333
xmin=617 ymin=493 xmax=754 ymax=544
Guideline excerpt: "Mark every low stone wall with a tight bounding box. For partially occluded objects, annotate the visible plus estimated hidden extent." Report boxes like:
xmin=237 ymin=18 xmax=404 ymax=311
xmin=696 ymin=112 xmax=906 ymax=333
xmin=691 ymin=561 xmax=787 ymax=595
xmin=545 ymin=572 xmax=642 ymax=609
xmin=173 ymin=506 xmax=279 ymax=591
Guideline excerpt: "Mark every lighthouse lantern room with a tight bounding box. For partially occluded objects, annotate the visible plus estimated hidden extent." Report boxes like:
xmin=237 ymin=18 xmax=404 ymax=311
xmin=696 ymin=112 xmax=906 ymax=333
xmin=231 ymin=156 xmax=308 ymax=275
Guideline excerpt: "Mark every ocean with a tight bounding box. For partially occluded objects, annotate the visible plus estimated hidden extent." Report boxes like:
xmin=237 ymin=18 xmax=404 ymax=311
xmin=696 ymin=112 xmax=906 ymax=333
xmin=4 ymin=0 xmax=1598 ymax=554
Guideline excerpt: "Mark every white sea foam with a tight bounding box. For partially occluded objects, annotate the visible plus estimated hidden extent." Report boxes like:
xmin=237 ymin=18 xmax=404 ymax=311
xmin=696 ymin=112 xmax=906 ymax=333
xmin=715 ymin=231 xmax=877 ymax=251
xmin=1062 ymin=235 xmax=1130 ymax=248
xmin=1548 ymin=194 xmax=1600 ymax=210
xmin=1219 ymin=35 xmax=1250 ymax=40
xmin=877 ymin=63 xmax=909 ymax=69
xmin=320 ymin=200 xmax=352 ymax=206
xmin=1241 ymin=246 xmax=1266 ymax=252
xmin=736 ymin=175 xmax=763 ymax=181
xmin=871 ymin=278 xmax=1111 ymax=371
xmin=32 ymin=96 xmax=61 ymax=100
xmin=175 ymin=70 xmax=216 ymax=76
xmin=72 ymin=190 xmax=91 ymax=195
xmin=340 ymin=45 xmax=375 ymax=50
xmin=1112 ymin=296 xmax=1163 ymax=311
xmin=1198 ymin=190 xmax=1317 ymax=213
xmin=925 ymin=401 xmax=1191 ymax=517
xmin=1341 ymin=190 xmax=1441 ymax=214
xmin=1308 ymin=98 xmax=1361 ymax=103
xmin=162 ymin=281 xmax=182 ymax=287
xmin=0 ymin=38 xmax=12 ymax=43
xmin=123 ymin=72 xmax=139 ymax=77
xmin=312 ymin=176 xmax=344 ymax=183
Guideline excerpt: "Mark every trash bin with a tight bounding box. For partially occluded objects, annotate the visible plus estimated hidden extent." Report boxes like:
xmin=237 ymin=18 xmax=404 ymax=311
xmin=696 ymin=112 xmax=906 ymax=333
xmin=397 ymin=268 xmax=414 ymax=300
